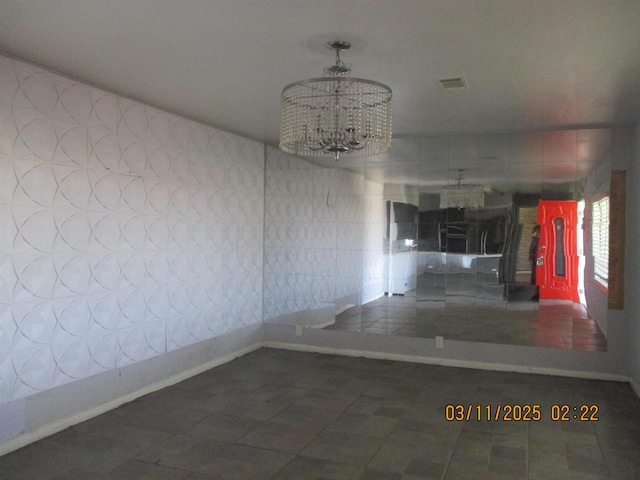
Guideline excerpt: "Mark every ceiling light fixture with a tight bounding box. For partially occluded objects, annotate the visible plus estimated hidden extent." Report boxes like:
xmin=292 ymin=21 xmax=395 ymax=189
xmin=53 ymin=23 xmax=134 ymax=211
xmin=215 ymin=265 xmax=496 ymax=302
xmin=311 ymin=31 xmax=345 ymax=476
xmin=279 ymin=41 xmax=392 ymax=161
xmin=440 ymin=169 xmax=485 ymax=209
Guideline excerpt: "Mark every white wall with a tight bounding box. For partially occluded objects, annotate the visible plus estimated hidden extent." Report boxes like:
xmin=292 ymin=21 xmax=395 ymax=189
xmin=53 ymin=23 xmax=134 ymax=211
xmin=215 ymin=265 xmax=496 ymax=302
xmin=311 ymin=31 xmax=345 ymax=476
xmin=263 ymin=147 xmax=386 ymax=326
xmin=0 ymin=55 xmax=264 ymax=448
xmin=628 ymin=123 xmax=640 ymax=393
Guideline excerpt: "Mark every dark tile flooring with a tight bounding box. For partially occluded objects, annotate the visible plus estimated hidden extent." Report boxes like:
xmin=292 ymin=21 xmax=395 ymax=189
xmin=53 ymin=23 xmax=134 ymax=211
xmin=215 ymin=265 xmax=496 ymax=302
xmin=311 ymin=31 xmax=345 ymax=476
xmin=327 ymin=292 xmax=607 ymax=351
xmin=1 ymin=348 xmax=639 ymax=479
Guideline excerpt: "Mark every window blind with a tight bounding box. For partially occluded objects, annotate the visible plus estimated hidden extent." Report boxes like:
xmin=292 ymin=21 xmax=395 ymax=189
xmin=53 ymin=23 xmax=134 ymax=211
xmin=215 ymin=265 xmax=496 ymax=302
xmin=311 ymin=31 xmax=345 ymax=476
xmin=592 ymin=197 xmax=609 ymax=288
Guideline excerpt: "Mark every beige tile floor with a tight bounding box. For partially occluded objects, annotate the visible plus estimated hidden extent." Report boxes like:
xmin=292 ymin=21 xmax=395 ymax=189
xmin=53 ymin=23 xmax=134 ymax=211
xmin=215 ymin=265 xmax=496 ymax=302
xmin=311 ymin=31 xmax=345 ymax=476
xmin=1 ymin=348 xmax=638 ymax=479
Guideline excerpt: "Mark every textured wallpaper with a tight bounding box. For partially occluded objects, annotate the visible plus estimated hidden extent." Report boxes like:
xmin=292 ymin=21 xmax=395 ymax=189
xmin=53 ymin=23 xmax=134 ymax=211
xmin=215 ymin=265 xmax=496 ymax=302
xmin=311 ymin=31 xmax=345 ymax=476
xmin=0 ymin=56 xmax=264 ymax=401
xmin=263 ymin=146 xmax=386 ymax=324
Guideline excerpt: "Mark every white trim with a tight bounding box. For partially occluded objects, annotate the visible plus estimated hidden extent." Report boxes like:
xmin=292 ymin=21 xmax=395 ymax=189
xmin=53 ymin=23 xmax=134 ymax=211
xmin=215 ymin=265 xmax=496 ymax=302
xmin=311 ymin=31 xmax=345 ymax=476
xmin=335 ymin=304 xmax=355 ymax=315
xmin=263 ymin=340 xmax=630 ymax=383
xmin=0 ymin=342 xmax=261 ymax=457
xmin=361 ymin=291 xmax=385 ymax=306
xmin=311 ymin=319 xmax=337 ymax=329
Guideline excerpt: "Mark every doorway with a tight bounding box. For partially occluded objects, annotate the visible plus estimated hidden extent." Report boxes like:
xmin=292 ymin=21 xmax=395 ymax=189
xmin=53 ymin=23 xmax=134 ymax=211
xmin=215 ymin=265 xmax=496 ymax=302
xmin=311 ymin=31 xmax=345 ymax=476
xmin=513 ymin=201 xmax=582 ymax=303
xmin=536 ymin=200 xmax=580 ymax=302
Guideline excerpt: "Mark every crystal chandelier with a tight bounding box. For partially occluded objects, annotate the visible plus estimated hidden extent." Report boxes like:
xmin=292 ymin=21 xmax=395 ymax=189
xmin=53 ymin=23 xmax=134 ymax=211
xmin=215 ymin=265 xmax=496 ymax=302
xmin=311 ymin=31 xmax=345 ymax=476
xmin=440 ymin=169 xmax=485 ymax=209
xmin=279 ymin=41 xmax=392 ymax=161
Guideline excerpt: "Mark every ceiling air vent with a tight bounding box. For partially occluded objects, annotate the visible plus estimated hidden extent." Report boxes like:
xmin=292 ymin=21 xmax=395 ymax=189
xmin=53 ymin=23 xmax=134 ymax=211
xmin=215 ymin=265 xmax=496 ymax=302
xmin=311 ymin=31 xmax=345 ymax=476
xmin=439 ymin=76 xmax=467 ymax=90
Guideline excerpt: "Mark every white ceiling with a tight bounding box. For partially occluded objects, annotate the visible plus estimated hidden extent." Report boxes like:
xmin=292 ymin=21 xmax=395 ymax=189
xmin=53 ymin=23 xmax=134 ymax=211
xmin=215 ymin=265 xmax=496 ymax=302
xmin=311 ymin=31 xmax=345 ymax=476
xmin=1 ymin=0 xmax=639 ymax=189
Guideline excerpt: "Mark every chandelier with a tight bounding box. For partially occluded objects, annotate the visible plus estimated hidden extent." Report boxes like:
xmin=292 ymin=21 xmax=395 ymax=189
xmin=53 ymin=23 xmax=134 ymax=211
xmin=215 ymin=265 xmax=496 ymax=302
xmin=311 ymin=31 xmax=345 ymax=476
xmin=440 ymin=169 xmax=485 ymax=209
xmin=279 ymin=41 xmax=392 ymax=161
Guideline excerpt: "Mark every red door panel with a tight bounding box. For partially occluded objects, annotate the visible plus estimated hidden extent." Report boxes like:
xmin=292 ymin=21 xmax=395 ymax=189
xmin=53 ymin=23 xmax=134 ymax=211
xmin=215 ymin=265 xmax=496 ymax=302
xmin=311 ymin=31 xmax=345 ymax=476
xmin=536 ymin=200 xmax=579 ymax=302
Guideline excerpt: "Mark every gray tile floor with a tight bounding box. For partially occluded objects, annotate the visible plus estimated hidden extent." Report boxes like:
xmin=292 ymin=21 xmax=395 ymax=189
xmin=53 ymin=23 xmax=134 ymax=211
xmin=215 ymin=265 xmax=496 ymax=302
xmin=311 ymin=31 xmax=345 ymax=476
xmin=327 ymin=291 xmax=607 ymax=351
xmin=2 ymin=348 xmax=638 ymax=479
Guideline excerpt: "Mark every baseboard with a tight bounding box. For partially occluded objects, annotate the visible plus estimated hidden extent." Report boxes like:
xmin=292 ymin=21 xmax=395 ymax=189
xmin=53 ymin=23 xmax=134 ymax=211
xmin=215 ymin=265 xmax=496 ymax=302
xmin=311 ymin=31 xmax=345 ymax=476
xmin=0 ymin=341 xmax=261 ymax=457
xmin=263 ymin=340 xmax=630 ymax=383
xmin=361 ymin=291 xmax=385 ymax=306
xmin=335 ymin=304 xmax=355 ymax=315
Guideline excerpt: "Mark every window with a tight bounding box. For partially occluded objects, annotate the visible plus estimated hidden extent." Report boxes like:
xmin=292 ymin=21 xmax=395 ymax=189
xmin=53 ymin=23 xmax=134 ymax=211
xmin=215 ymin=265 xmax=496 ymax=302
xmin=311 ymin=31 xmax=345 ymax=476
xmin=592 ymin=196 xmax=609 ymax=288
